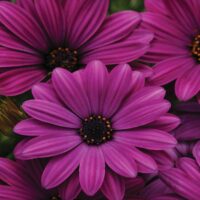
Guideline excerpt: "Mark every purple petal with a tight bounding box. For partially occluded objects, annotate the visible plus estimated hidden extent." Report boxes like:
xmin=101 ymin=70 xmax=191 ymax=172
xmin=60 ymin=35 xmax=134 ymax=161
xmin=147 ymin=113 xmax=181 ymax=132
xmin=52 ymin=67 xmax=90 ymax=118
xmin=102 ymin=143 xmax=137 ymax=178
xmin=115 ymin=129 xmax=177 ymax=150
xmin=81 ymin=11 xmax=140 ymax=52
xmin=101 ymin=170 xmax=125 ymax=200
xmin=42 ymin=144 xmax=85 ymax=189
xmin=79 ymin=147 xmax=105 ymax=196
xmin=113 ymin=100 xmax=170 ymax=130
xmin=102 ymin=63 xmax=133 ymax=117
xmin=149 ymin=57 xmax=194 ymax=86
xmin=0 ymin=3 xmax=49 ymax=52
xmin=193 ymin=142 xmax=200 ymax=167
xmin=145 ymin=0 xmax=168 ymax=16
xmin=16 ymin=0 xmax=36 ymax=17
xmin=35 ymin=0 xmax=64 ymax=46
xmin=0 ymin=67 xmax=46 ymax=96
xmin=65 ymin=0 xmax=109 ymax=48
xmin=175 ymin=66 xmax=200 ymax=101
xmin=32 ymin=83 xmax=63 ymax=105
xmin=0 ymin=47 xmax=43 ymax=68
xmin=59 ymin=172 xmax=81 ymax=200
xmin=82 ymin=29 xmax=153 ymax=65
xmin=14 ymin=132 xmax=81 ymax=159
xmin=14 ymin=118 xmax=72 ymax=136
xmin=22 ymin=99 xmax=80 ymax=128
xmin=81 ymin=60 xmax=108 ymax=115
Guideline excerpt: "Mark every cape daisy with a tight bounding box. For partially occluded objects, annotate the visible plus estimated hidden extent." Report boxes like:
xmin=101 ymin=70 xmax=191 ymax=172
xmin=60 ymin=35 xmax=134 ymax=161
xmin=0 ymin=0 xmax=153 ymax=96
xmin=14 ymin=60 xmax=177 ymax=196
xmin=142 ymin=0 xmax=200 ymax=101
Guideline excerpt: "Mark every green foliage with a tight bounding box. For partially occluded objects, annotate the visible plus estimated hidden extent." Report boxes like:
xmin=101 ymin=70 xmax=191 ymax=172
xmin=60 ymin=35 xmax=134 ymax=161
xmin=110 ymin=0 xmax=144 ymax=13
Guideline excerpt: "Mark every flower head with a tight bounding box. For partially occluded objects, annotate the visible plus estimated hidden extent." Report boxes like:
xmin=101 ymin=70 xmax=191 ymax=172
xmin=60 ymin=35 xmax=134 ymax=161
xmin=142 ymin=0 xmax=200 ymax=101
xmin=14 ymin=60 xmax=177 ymax=197
xmin=0 ymin=0 xmax=153 ymax=96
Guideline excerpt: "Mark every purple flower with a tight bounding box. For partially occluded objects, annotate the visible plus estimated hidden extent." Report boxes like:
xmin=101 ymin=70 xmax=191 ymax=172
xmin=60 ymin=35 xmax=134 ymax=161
xmin=161 ymin=157 xmax=200 ymax=200
xmin=13 ymin=60 xmax=177 ymax=197
xmin=0 ymin=158 xmax=61 ymax=200
xmin=0 ymin=0 xmax=153 ymax=96
xmin=142 ymin=0 xmax=200 ymax=101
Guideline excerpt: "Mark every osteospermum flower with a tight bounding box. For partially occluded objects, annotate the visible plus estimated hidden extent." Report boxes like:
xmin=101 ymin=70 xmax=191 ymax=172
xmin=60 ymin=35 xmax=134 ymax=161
xmin=0 ymin=158 xmax=61 ymax=200
xmin=14 ymin=61 xmax=177 ymax=197
xmin=0 ymin=0 xmax=153 ymax=96
xmin=161 ymin=157 xmax=200 ymax=200
xmin=142 ymin=0 xmax=200 ymax=101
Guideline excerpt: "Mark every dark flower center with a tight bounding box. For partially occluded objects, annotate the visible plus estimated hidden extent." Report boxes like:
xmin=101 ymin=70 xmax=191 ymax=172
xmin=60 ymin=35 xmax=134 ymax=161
xmin=45 ymin=47 xmax=78 ymax=72
xmin=192 ymin=34 xmax=200 ymax=62
xmin=50 ymin=195 xmax=61 ymax=200
xmin=79 ymin=115 xmax=113 ymax=145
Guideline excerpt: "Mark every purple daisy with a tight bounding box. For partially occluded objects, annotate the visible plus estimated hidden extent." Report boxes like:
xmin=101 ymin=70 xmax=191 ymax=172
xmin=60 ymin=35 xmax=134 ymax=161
xmin=13 ymin=60 xmax=177 ymax=197
xmin=0 ymin=0 xmax=153 ymax=96
xmin=161 ymin=157 xmax=200 ymax=200
xmin=142 ymin=0 xmax=200 ymax=101
xmin=0 ymin=158 xmax=61 ymax=200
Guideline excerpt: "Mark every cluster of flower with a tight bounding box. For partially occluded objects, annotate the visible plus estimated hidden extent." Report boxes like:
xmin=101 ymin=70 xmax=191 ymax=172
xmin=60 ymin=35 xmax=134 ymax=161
xmin=0 ymin=0 xmax=199 ymax=200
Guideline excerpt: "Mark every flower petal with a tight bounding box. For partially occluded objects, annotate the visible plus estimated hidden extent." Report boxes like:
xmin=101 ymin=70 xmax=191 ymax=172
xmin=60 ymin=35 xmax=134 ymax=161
xmin=14 ymin=132 xmax=81 ymax=159
xmin=35 ymin=0 xmax=64 ymax=46
xmin=81 ymin=11 xmax=140 ymax=52
xmin=0 ymin=67 xmax=45 ymax=96
xmin=42 ymin=144 xmax=85 ymax=189
xmin=0 ymin=2 xmax=49 ymax=52
xmin=65 ymin=0 xmax=109 ymax=48
xmin=79 ymin=147 xmax=105 ymax=196
xmin=113 ymin=100 xmax=170 ymax=130
xmin=175 ymin=66 xmax=200 ymax=101
xmin=22 ymin=99 xmax=80 ymax=128
xmin=102 ymin=143 xmax=137 ymax=178
xmin=59 ymin=172 xmax=81 ymax=200
xmin=101 ymin=170 xmax=125 ymax=200
xmin=52 ymin=68 xmax=90 ymax=118
xmin=115 ymin=129 xmax=177 ymax=150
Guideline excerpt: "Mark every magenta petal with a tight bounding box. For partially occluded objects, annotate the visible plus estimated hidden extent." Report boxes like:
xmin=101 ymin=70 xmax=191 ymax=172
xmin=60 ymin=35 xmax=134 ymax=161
xmin=16 ymin=0 xmax=36 ymax=17
xmin=0 ymin=67 xmax=46 ymax=96
xmin=14 ymin=132 xmax=81 ymax=159
xmin=66 ymin=0 xmax=109 ymax=48
xmin=52 ymin=68 xmax=90 ymax=118
xmin=0 ymin=3 xmax=49 ymax=52
xmin=131 ymin=71 xmax=145 ymax=92
xmin=22 ymin=99 xmax=80 ymax=128
xmin=81 ymin=60 xmax=108 ymax=115
xmin=115 ymin=129 xmax=177 ymax=150
xmin=59 ymin=172 xmax=81 ymax=200
xmin=32 ymin=83 xmax=63 ymax=105
xmin=14 ymin=118 xmax=72 ymax=136
xmin=175 ymin=66 xmax=200 ymax=101
xmin=113 ymin=100 xmax=170 ymax=130
xmin=0 ymin=186 xmax=31 ymax=200
xmin=82 ymin=29 xmax=153 ymax=65
xmin=102 ymin=143 xmax=137 ymax=178
xmin=79 ymin=147 xmax=105 ymax=196
xmin=177 ymin=157 xmax=200 ymax=182
xmin=149 ymin=57 xmax=194 ymax=86
xmin=161 ymin=169 xmax=200 ymax=200
xmin=145 ymin=0 xmax=168 ymax=16
xmin=101 ymin=170 xmax=125 ymax=200
xmin=35 ymin=0 xmax=64 ymax=46
xmin=42 ymin=145 xmax=85 ymax=189
xmin=102 ymin=63 xmax=133 ymax=117
xmin=147 ymin=113 xmax=181 ymax=132
xmin=0 ymin=48 xmax=43 ymax=68
xmin=81 ymin=11 xmax=140 ymax=52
